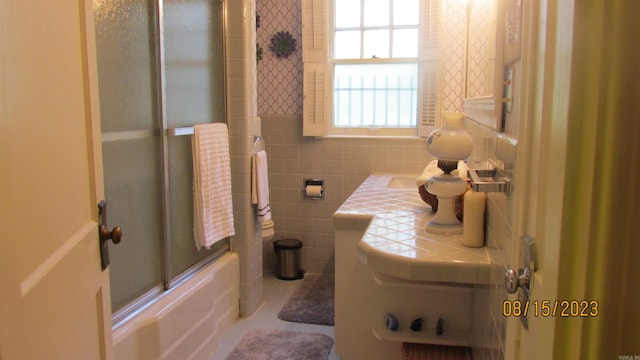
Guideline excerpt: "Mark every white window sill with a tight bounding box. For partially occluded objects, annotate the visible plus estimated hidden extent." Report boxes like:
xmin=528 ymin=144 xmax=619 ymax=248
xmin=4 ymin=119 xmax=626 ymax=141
xmin=315 ymin=134 xmax=425 ymax=140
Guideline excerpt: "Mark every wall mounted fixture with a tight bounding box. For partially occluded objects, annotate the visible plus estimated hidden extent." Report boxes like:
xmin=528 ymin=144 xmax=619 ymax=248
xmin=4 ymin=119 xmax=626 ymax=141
xmin=467 ymin=168 xmax=511 ymax=195
xmin=303 ymin=178 xmax=324 ymax=200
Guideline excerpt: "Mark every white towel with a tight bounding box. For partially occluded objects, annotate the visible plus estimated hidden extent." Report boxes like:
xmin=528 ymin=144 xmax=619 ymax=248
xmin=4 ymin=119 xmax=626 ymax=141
xmin=251 ymin=150 xmax=272 ymax=223
xmin=416 ymin=160 xmax=469 ymax=185
xmin=192 ymin=123 xmax=235 ymax=250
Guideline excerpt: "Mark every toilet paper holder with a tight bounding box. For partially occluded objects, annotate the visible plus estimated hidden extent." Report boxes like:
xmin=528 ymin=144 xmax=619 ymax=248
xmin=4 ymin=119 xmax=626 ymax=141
xmin=303 ymin=179 xmax=324 ymax=200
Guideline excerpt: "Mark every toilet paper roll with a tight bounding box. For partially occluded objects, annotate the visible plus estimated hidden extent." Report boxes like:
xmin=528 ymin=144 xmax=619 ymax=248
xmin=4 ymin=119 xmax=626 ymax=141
xmin=305 ymin=185 xmax=323 ymax=198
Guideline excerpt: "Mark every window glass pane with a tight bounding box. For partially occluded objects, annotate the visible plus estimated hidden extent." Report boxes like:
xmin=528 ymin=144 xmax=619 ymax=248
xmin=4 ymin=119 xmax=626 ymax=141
xmin=392 ymin=28 xmax=418 ymax=57
xmin=335 ymin=30 xmax=361 ymax=59
xmin=364 ymin=0 xmax=390 ymax=27
xmin=335 ymin=0 xmax=361 ymax=28
xmin=393 ymin=0 xmax=419 ymax=25
xmin=334 ymin=76 xmax=352 ymax=126
xmin=363 ymin=29 xmax=389 ymax=58
xmin=334 ymin=63 xmax=417 ymax=127
xmin=373 ymin=91 xmax=388 ymax=126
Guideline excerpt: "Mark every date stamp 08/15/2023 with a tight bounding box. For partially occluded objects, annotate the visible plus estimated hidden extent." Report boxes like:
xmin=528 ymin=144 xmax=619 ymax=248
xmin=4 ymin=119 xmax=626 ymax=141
xmin=502 ymin=300 xmax=599 ymax=318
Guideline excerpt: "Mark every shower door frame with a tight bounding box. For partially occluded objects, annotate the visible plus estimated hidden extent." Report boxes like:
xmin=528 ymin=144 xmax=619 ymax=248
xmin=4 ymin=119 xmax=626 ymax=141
xmin=108 ymin=0 xmax=230 ymax=328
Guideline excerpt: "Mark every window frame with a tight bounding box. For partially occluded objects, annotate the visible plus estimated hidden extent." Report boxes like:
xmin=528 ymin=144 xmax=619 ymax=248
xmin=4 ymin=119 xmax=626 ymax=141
xmin=301 ymin=0 xmax=443 ymax=138
xmin=328 ymin=0 xmax=420 ymax=136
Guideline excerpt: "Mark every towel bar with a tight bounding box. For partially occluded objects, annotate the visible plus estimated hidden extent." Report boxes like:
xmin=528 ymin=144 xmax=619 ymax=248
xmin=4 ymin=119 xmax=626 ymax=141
xmin=168 ymin=127 xmax=266 ymax=153
xmin=253 ymin=135 xmax=265 ymax=151
xmin=167 ymin=127 xmax=194 ymax=136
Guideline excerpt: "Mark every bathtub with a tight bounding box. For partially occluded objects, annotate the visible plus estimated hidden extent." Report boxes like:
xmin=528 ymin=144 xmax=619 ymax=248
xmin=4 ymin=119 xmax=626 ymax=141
xmin=113 ymin=252 xmax=240 ymax=360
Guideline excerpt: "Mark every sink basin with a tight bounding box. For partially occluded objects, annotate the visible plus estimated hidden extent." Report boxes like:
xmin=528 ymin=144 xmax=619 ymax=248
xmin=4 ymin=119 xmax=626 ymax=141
xmin=369 ymin=174 xmax=420 ymax=189
xmin=386 ymin=176 xmax=417 ymax=189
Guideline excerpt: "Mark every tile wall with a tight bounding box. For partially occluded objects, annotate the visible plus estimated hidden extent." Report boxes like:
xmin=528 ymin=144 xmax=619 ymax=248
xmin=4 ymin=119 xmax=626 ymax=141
xmin=260 ymin=115 xmax=434 ymax=274
xmin=226 ymin=0 xmax=263 ymax=317
xmin=465 ymin=117 xmax=517 ymax=360
xmin=465 ymin=60 xmax=520 ymax=360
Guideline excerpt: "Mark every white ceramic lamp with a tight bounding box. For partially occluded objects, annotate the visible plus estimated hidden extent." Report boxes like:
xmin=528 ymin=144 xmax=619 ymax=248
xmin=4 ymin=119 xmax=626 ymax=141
xmin=424 ymin=112 xmax=473 ymax=234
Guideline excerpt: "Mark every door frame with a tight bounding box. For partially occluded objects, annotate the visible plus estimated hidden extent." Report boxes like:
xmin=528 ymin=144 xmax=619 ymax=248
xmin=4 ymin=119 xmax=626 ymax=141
xmin=504 ymin=0 xmax=570 ymax=357
xmin=84 ymin=0 xmax=114 ymax=354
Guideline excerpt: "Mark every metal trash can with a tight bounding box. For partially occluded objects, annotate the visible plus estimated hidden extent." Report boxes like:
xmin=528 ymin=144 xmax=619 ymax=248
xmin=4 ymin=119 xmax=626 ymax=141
xmin=273 ymin=239 xmax=304 ymax=280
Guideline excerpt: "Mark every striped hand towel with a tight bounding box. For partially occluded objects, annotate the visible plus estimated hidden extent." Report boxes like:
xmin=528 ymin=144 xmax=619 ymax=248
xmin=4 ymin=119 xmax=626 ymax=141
xmin=192 ymin=123 xmax=235 ymax=250
xmin=251 ymin=150 xmax=272 ymax=222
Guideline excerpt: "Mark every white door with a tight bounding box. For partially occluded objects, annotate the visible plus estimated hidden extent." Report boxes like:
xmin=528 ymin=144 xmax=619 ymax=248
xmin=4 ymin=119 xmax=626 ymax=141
xmin=504 ymin=0 xmax=569 ymax=358
xmin=505 ymin=1 xmax=568 ymax=360
xmin=0 ymin=0 xmax=114 ymax=359
xmin=507 ymin=0 xmax=640 ymax=357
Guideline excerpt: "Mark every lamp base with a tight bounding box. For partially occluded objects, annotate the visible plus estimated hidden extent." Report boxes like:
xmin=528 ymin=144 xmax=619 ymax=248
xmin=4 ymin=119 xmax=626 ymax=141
xmin=425 ymin=197 xmax=464 ymax=234
xmin=424 ymin=174 xmax=467 ymax=235
xmin=425 ymin=221 xmax=463 ymax=235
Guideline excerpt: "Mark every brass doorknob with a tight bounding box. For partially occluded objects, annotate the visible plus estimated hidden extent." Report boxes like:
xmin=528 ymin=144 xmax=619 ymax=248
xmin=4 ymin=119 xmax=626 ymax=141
xmin=100 ymin=224 xmax=122 ymax=244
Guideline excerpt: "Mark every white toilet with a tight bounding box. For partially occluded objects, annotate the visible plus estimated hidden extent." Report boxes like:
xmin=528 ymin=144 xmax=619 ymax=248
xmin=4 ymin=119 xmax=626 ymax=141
xmin=261 ymin=219 xmax=275 ymax=242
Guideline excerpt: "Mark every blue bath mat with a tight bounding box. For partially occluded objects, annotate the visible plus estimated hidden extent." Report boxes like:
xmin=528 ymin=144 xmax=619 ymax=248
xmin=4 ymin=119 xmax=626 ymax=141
xmin=225 ymin=329 xmax=333 ymax=360
xmin=277 ymin=274 xmax=335 ymax=326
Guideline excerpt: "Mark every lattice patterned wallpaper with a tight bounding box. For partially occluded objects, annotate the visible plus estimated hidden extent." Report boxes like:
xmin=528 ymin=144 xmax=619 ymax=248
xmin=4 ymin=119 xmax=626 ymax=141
xmin=256 ymin=0 xmax=467 ymax=115
xmin=442 ymin=0 xmax=467 ymax=112
xmin=466 ymin=1 xmax=493 ymax=99
xmin=256 ymin=0 xmax=303 ymax=115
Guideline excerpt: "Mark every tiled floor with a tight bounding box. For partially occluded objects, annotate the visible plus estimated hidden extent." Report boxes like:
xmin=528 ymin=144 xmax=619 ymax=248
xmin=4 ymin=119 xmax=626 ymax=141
xmin=210 ymin=273 xmax=340 ymax=360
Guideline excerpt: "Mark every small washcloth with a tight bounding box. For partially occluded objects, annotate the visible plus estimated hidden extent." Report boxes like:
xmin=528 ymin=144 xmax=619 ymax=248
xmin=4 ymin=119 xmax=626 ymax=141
xmin=416 ymin=160 xmax=469 ymax=185
xmin=251 ymin=150 xmax=272 ymax=222
xmin=192 ymin=123 xmax=235 ymax=250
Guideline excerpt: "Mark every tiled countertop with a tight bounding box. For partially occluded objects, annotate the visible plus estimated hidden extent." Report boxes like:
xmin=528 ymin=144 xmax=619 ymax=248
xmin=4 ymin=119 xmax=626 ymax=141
xmin=334 ymin=173 xmax=491 ymax=285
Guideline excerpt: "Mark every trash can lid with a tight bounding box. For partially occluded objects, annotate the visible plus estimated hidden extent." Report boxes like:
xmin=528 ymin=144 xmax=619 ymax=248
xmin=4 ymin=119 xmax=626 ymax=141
xmin=274 ymin=239 xmax=302 ymax=250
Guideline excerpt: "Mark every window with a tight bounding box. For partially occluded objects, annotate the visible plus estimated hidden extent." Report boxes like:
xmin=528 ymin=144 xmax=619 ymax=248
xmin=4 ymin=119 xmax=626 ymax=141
xmin=302 ymin=0 xmax=442 ymax=137
xmin=334 ymin=63 xmax=418 ymax=129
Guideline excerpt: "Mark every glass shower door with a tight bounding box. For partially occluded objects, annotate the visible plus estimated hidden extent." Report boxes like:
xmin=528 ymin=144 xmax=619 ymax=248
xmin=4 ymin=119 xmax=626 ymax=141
xmin=94 ymin=0 xmax=228 ymax=315
xmin=94 ymin=0 xmax=165 ymax=312
xmin=163 ymin=0 xmax=227 ymax=280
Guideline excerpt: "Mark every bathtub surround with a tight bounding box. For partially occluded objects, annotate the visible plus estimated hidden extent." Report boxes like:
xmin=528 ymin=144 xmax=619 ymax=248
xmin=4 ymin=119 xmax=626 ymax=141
xmin=112 ymin=253 xmax=239 ymax=360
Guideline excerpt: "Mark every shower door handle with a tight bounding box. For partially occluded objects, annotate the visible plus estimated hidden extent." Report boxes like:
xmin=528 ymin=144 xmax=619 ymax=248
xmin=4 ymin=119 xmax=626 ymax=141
xmin=98 ymin=200 xmax=122 ymax=270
